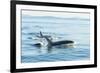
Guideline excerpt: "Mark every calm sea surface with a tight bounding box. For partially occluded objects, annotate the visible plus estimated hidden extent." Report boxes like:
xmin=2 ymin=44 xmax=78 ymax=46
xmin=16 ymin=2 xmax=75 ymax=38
xmin=21 ymin=14 xmax=90 ymax=63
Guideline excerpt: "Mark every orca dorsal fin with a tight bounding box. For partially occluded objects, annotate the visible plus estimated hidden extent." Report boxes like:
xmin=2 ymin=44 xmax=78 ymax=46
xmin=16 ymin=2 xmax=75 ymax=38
xmin=44 ymin=36 xmax=52 ymax=44
xmin=39 ymin=31 xmax=52 ymax=48
xmin=40 ymin=31 xmax=43 ymax=38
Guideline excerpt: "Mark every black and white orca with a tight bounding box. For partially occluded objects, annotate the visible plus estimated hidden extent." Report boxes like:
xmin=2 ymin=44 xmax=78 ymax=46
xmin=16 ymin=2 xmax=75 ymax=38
xmin=34 ymin=31 xmax=74 ymax=48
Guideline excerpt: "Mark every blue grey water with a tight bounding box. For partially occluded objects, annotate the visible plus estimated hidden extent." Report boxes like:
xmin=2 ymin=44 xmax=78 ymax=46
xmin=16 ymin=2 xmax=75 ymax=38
xmin=21 ymin=13 xmax=90 ymax=63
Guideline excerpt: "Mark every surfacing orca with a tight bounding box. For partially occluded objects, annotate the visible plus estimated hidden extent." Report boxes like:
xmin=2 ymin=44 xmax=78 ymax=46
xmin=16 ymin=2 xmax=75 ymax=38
xmin=33 ymin=31 xmax=74 ymax=48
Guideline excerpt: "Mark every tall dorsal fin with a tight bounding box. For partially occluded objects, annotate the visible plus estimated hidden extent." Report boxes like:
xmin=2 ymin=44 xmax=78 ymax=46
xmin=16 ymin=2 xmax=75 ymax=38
xmin=44 ymin=36 xmax=52 ymax=48
xmin=40 ymin=31 xmax=43 ymax=38
xmin=39 ymin=31 xmax=52 ymax=48
xmin=44 ymin=36 xmax=52 ymax=44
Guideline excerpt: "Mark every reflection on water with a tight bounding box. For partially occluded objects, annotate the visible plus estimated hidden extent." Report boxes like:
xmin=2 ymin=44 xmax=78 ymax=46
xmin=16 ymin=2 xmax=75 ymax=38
xmin=21 ymin=12 xmax=90 ymax=63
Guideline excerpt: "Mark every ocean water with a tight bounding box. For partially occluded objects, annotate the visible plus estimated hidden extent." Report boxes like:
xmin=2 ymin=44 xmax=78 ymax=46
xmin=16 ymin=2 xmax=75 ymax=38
xmin=21 ymin=11 xmax=90 ymax=63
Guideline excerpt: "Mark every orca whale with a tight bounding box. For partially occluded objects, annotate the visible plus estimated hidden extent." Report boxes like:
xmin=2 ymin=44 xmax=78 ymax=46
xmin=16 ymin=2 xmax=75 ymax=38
xmin=33 ymin=31 xmax=74 ymax=48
